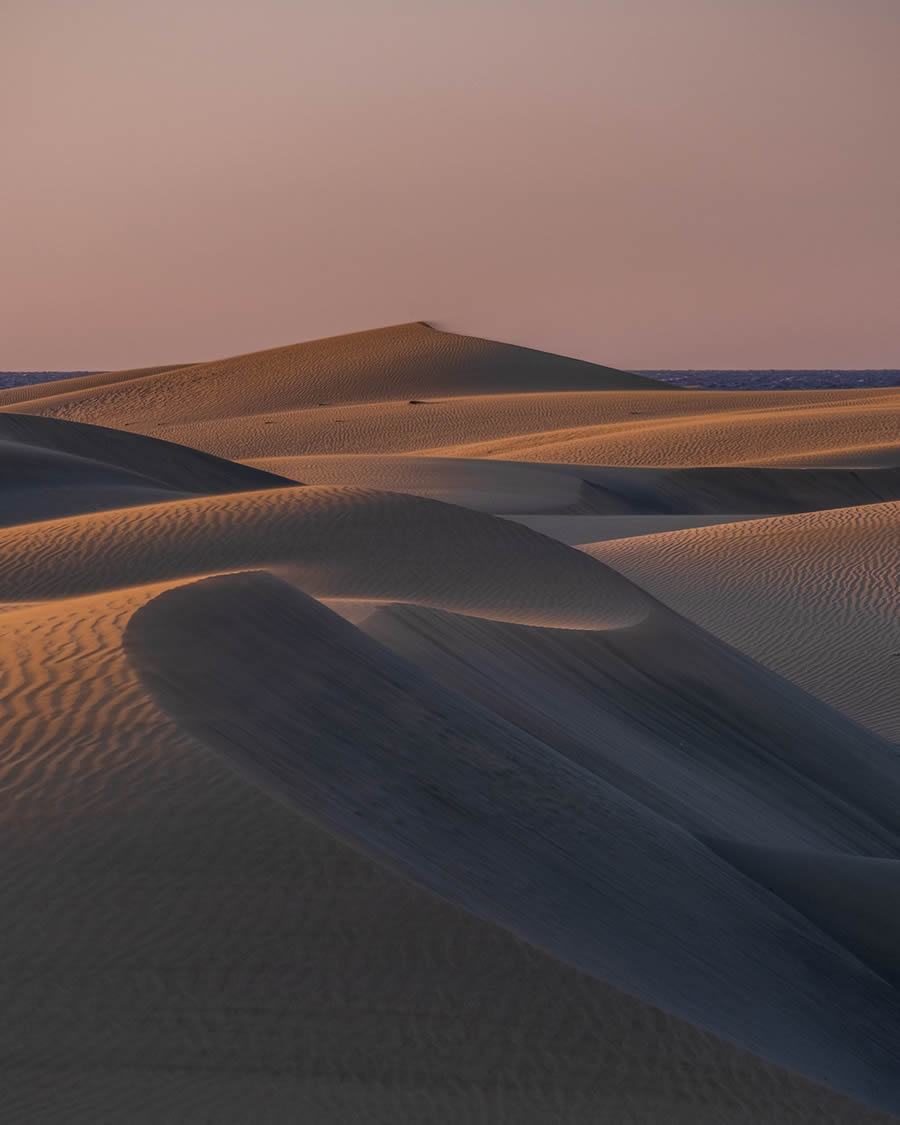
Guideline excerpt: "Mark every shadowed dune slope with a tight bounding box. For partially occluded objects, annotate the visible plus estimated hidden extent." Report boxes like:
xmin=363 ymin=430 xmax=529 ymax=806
xmin=1 ymin=579 xmax=893 ymax=1124
xmin=245 ymin=454 xmax=597 ymax=514
xmin=0 ymin=413 xmax=295 ymax=526
xmin=702 ymin=841 xmax=900 ymax=991
xmin=583 ymin=501 xmax=900 ymax=741
xmin=506 ymin=513 xmax=766 ymax=544
xmin=248 ymin=454 xmax=900 ymax=519
xmin=0 ymin=486 xmax=648 ymax=628
xmin=361 ymin=602 xmax=900 ymax=852
xmin=124 ymin=572 xmax=900 ymax=1115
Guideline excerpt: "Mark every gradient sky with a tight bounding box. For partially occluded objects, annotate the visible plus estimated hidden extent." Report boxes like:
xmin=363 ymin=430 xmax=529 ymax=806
xmin=3 ymin=0 xmax=898 ymax=369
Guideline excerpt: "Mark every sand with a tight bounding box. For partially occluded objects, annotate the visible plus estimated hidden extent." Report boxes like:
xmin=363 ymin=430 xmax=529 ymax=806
xmin=2 ymin=324 xmax=900 ymax=1123
xmin=584 ymin=502 xmax=900 ymax=741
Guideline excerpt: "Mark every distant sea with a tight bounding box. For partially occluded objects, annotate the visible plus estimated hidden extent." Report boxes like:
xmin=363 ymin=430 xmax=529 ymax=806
xmin=0 ymin=372 xmax=98 ymax=390
xmin=2 ymin=370 xmax=899 ymax=392
xmin=640 ymin=370 xmax=900 ymax=390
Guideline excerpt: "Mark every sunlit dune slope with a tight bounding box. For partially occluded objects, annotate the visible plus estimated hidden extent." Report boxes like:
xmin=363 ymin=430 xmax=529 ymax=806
xmin=5 ymin=324 xmax=898 ymax=470
xmin=432 ymin=391 xmax=900 ymax=468
xmin=0 ymin=363 xmax=193 ymax=405
xmin=0 ymin=321 xmax=659 ymax=423
xmin=0 ymin=486 xmax=647 ymax=627
xmin=22 ymin=384 xmax=900 ymax=468
xmin=5 ymin=320 xmax=900 ymax=1122
xmin=584 ymin=500 xmax=900 ymax=740
xmin=2 ymin=574 xmax=893 ymax=1123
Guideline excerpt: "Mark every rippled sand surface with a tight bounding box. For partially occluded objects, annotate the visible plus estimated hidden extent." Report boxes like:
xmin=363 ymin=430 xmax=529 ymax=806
xmin=3 ymin=324 xmax=900 ymax=1123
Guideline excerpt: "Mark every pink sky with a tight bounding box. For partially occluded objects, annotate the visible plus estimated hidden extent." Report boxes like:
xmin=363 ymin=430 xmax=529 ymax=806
xmin=3 ymin=0 xmax=898 ymax=370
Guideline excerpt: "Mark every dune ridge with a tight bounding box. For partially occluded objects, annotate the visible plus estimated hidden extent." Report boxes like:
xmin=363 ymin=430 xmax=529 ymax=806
xmin=0 ymin=412 xmax=294 ymax=526
xmin=2 ymin=577 xmax=893 ymax=1123
xmin=6 ymin=323 xmax=900 ymax=471
xmin=244 ymin=454 xmax=900 ymax=517
xmin=124 ymin=573 xmax=900 ymax=1115
xmin=4 ymin=323 xmax=900 ymax=1122
xmin=0 ymin=322 xmax=660 ymax=421
xmin=0 ymin=485 xmax=649 ymax=627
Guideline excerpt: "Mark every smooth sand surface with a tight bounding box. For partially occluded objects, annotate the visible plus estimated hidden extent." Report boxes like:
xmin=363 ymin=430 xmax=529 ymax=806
xmin=244 ymin=456 xmax=900 ymax=517
xmin=2 ymin=324 xmax=900 ymax=1123
xmin=506 ymin=512 xmax=767 ymax=544
xmin=0 ymin=412 xmax=292 ymax=526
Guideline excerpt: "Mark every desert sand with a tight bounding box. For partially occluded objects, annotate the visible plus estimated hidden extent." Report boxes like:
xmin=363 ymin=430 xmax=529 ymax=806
xmin=2 ymin=323 xmax=900 ymax=1123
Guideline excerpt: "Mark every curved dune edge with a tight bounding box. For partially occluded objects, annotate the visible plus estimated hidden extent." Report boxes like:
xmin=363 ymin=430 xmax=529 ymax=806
xmin=244 ymin=454 xmax=595 ymax=514
xmin=0 ymin=412 xmax=296 ymax=493
xmin=123 ymin=572 xmax=900 ymax=1116
xmin=243 ymin=455 xmax=900 ymax=519
xmin=360 ymin=602 xmax=900 ymax=853
xmin=0 ymin=485 xmax=650 ymax=629
xmin=582 ymin=500 xmax=900 ymax=740
xmin=5 ymin=581 xmax=892 ymax=1123
xmin=0 ymin=412 xmax=296 ymax=527
xmin=701 ymin=841 xmax=900 ymax=990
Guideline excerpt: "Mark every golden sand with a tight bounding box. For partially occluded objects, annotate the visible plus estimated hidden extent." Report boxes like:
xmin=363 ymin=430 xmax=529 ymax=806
xmin=2 ymin=325 xmax=899 ymax=1123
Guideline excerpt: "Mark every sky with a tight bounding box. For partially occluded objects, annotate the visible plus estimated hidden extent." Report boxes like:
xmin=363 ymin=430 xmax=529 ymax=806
xmin=3 ymin=0 xmax=898 ymax=370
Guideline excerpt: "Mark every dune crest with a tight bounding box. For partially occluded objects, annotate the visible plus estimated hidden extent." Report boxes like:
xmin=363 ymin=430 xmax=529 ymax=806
xmin=6 ymin=323 xmax=899 ymax=470
xmin=0 ymin=412 xmax=294 ymax=526
xmin=1 ymin=576 xmax=892 ymax=1123
xmin=0 ymin=485 xmax=649 ymax=627
xmin=124 ymin=572 xmax=900 ymax=1115
xmin=4 ymin=324 xmax=900 ymax=1122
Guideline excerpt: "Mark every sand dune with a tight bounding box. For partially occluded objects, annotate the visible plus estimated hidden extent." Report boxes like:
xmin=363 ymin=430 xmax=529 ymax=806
xmin=44 ymin=385 xmax=900 ymax=467
xmin=0 ymin=576 xmax=892 ymax=1123
xmin=584 ymin=501 xmax=900 ymax=740
xmin=507 ymin=513 xmax=766 ymax=543
xmin=0 ymin=363 xmax=193 ymax=405
xmin=0 ymin=321 xmax=659 ymax=424
xmin=430 ymin=394 xmax=900 ymax=468
xmin=126 ymin=574 xmax=900 ymax=1114
xmin=0 ymin=412 xmax=293 ymax=526
xmin=6 ymin=324 xmax=899 ymax=471
xmin=703 ymin=841 xmax=900 ymax=990
xmin=246 ymin=453 xmax=596 ymax=513
xmin=362 ymin=601 xmax=900 ymax=853
xmin=4 ymin=324 xmax=900 ymax=1122
xmin=0 ymin=485 xmax=648 ymax=627
xmin=246 ymin=454 xmax=900 ymax=528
